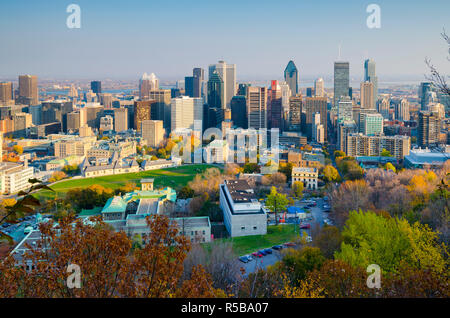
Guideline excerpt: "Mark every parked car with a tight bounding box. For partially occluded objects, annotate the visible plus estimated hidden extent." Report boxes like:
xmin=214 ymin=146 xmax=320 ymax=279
xmin=252 ymin=252 xmax=263 ymax=258
xmin=239 ymin=256 xmax=250 ymax=263
xmin=272 ymin=245 xmax=283 ymax=250
xmin=246 ymin=255 xmax=253 ymax=261
xmin=300 ymin=223 xmax=311 ymax=229
xmin=258 ymin=250 xmax=267 ymax=256
xmin=263 ymin=248 xmax=272 ymax=254
xmin=283 ymin=242 xmax=296 ymax=247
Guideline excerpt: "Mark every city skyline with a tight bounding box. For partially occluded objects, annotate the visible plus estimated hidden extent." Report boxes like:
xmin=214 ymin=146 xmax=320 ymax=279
xmin=0 ymin=0 xmax=449 ymax=79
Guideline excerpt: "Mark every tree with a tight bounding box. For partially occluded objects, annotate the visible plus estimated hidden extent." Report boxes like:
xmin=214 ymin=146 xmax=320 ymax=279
xmin=384 ymin=162 xmax=396 ymax=173
xmin=48 ymin=171 xmax=67 ymax=183
xmin=322 ymin=165 xmax=340 ymax=183
xmin=12 ymin=145 xmax=23 ymax=155
xmin=224 ymin=163 xmax=241 ymax=176
xmin=313 ymin=226 xmax=342 ymax=259
xmin=265 ymin=187 xmax=289 ymax=225
xmin=178 ymin=186 xmax=195 ymax=199
xmin=335 ymin=210 xmax=448 ymax=274
xmin=278 ymin=246 xmax=326 ymax=286
xmin=381 ymin=148 xmax=392 ymax=157
xmin=425 ymin=28 xmax=450 ymax=102
xmin=0 ymin=215 xmax=223 ymax=297
xmin=243 ymin=163 xmax=260 ymax=174
xmin=304 ymin=259 xmax=374 ymax=298
xmin=334 ymin=150 xmax=346 ymax=158
xmin=291 ymin=181 xmax=304 ymax=200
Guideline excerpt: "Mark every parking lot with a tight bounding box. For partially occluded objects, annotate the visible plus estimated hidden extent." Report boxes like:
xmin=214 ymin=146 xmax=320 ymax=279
xmin=240 ymin=196 xmax=333 ymax=274
xmin=0 ymin=215 xmax=39 ymax=242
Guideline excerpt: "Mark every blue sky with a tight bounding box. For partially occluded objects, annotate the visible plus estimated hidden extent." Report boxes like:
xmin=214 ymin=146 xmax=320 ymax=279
xmin=0 ymin=0 xmax=449 ymax=81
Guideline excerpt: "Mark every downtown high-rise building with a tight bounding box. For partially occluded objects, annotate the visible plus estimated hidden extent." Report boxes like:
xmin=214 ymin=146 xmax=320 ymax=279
xmin=288 ymin=95 xmax=302 ymax=131
xmin=114 ymin=107 xmax=128 ymax=132
xmin=207 ymin=70 xmax=224 ymax=109
xmin=134 ymin=100 xmax=155 ymax=133
xmin=418 ymin=110 xmax=440 ymax=148
xmin=377 ymin=98 xmax=390 ymax=120
xmin=314 ymin=78 xmax=324 ymax=97
xmin=247 ymin=86 xmax=267 ymax=130
xmin=360 ymin=81 xmax=375 ymax=109
xmin=230 ymin=95 xmax=247 ymax=129
xmin=171 ymin=96 xmax=203 ymax=132
xmin=193 ymin=68 xmax=205 ymax=98
xmin=338 ymin=96 xmax=353 ymax=122
xmin=284 ymin=60 xmax=298 ymax=96
xmin=304 ymin=97 xmax=327 ymax=140
xmin=90 ymin=81 xmax=102 ymax=94
xmin=208 ymin=61 xmax=236 ymax=108
xmin=312 ymin=112 xmax=325 ymax=144
xmin=364 ymin=59 xmax=378 ymax=108
xmin=139 ymin=73 xmax=159 ymax=99
xmin=359 ymin=113 xmax=383 ymax=136
xmin=394 ymin=99 xmax=410 ymax=121
xmin=0 ymin=82 xmax=13 ymax=104
xmin=268 ymin=80 xmax=282 ymax=130
xmin=18 ymin=75 xmax=38 ymax=105
xmin=419 ymin=82 xmax=434 ymax=110
xmin=333 ymin=62 xmax=349 ymax=107
xmin=142 ymin=120 xmax=165 ymax=148
xmin=148 ymin=89 xmax=171 ymax=131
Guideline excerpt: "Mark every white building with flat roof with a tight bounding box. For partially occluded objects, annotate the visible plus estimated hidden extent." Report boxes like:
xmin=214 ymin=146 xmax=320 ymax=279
xmin=219 ymin=179 xmax=267 ymax=237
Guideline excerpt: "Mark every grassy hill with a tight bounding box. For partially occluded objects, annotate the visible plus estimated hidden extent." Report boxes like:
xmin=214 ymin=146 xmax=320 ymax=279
xmin=36 ymin=164 xmax=217 ymax=200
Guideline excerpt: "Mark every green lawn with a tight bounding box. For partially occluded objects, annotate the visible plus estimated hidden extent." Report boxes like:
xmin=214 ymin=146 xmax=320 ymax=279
xmin=36 ymin=164 xmax=217 ymax=200
xmin=219 ymin=224 xmax=301 ymax=256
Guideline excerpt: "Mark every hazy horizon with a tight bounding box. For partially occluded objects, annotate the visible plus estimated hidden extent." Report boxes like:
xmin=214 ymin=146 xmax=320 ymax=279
xmin=1 ymin=0 xmax=449 ymax=80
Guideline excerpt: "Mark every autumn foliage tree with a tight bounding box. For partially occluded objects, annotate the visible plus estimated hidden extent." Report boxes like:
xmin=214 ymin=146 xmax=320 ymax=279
xmin=0 ymin=215 xmax=223 ymax=298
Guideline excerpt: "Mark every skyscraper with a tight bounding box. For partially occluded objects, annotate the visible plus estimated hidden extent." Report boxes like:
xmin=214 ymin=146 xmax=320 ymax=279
xmin=360 ymin=81 xmax=375 ymax=109
xmin=288 ymin=95 xmax=302 ymax=131
xmin=247 ymin=86 xmax=267 ymax=130
xmin=185 ymin=76 xmax=195 ymax=97
xmin=149 ymin=89 xmax=171 ymax=131
xmin=90 ymin=81 xmax=102 ymax=94
xmin=418 ymin=111 xmax=440 ymax=148
xmin=304 ymin=97 xmax=327 ymax=140
xmin=171 ymin=96 xmax=203 ymax=132
xmin=230 ymin=96 xmax=247 ymax=129
xmin=419 ymin=82 xmax=433 ymax=110
xmin=193 ymin=68 xmax=204 ymax=98
xmin=18 ymin=75 xmax=38 ymax=105
xmin=338 ymin=96 xmax=353 ymax=122
xmin=268 ymin=80 xmax=282 ymax=130
xmin=314 ymin=78 xmax=324 ymax=97
xmin=142 ymin=120 xmax=165 ymax=148
xmin=333 ymin=62 xmax=349 ymax=107
xmin=208 ymin=61 xmax=236 ymax=108
xmin=0 ymin=82 xmax=13 ymax=104
xmin=284 ymin=60 xmax=298 ymax=96
xmin=359 ymin=113 xmax=383 ymax=136
xmin=207 ymin=70 xmax=224 ymax=110
xmin=394 ymin=99 xmax=410 ymax=121
xmin=364 ymin=59 xmax=378 ymax=107
xmin=134 ymin=100 xmax=155 ymax=132
xmin=377 ymin=98 xmax=390 ymax=120
xmin=312 ymin=112 xmax=324 ymax=144
xmin=114 ymin=107 xmax=128 ymax=132
xmin=139 ymin=73 xmax=159 ymax=99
